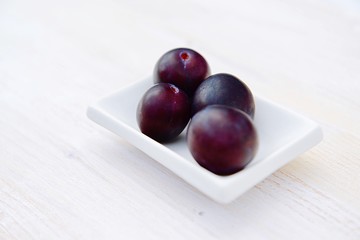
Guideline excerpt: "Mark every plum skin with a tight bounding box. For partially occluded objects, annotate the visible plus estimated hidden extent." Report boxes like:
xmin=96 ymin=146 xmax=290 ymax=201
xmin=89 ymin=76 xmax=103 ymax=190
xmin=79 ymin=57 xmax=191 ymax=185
xmin=137 ymin=83 xmax=191 ymax=142
xmin=153 ymin=48 xmax=210 ymax=97
xmin=187 ymin=105 xmax=258 ymax=176
xmin=192 ymin=73 xmax=255 ymax=118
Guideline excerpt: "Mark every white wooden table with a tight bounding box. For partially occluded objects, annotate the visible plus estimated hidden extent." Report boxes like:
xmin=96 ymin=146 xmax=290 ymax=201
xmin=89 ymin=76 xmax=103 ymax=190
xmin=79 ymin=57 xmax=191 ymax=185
xmin=1 ymin=0 xmax=360 ymax=239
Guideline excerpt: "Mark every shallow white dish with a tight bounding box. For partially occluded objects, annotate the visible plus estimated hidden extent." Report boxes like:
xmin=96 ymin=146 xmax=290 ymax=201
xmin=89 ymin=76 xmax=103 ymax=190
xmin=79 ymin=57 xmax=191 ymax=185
xmin=87 ymin=77 xmax=323 ymax=204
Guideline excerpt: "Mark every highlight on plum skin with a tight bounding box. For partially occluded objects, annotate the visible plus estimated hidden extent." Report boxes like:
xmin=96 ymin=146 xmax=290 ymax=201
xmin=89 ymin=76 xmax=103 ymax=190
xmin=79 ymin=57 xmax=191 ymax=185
xmin=187 ymin=105 xmax=259 ymax=176
xmin=192 ymin=73 xmax=255 ymax=118
xmin=136 ymin=83 xmax=191 ymax=143
xmin=153 ymin=48 xmax=210 ymax=97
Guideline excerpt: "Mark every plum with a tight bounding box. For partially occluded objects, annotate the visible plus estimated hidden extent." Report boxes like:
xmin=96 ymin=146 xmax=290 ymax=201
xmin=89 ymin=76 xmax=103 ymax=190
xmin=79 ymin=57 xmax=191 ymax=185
xmin=137 ymin=83 xmax=191 ymax=142
xmin=154 ymin=48 xmax=210 ymax=97
xmin=192 ymin=73 xmax=255 ymax=118
xmin=187 ymin=105 xmax=258 ymax=176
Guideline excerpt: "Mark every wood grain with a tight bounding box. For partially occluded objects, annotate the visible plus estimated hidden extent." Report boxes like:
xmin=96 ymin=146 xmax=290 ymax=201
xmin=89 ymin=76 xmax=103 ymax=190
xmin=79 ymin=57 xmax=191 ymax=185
xmin=1 ymin=0 xmax=360 ymax=239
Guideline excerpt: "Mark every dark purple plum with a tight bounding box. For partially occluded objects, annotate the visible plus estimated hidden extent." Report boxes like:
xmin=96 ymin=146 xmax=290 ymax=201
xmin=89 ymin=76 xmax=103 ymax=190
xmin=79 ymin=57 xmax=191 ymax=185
xmin=154 ymin=48 xmax=210 ymax=97
xmin=187 ymin=105 xmax=258 ymax=176
xmin=192 ymin=73 xmax=255 ymax=118
xmin=137 ymin=83 xmax=191 ymax=142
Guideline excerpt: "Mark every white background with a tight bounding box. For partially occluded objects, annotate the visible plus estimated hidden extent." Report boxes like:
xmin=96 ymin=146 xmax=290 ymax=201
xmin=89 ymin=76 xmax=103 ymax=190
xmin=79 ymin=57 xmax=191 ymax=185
xmin=1 ymin=0 xmax=359 ymax=239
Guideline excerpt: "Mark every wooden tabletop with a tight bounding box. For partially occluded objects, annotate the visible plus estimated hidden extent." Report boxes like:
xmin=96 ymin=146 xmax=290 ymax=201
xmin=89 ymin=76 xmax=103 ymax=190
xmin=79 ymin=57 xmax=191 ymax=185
xmin=1 ymin=0 xmax=359 ymax=239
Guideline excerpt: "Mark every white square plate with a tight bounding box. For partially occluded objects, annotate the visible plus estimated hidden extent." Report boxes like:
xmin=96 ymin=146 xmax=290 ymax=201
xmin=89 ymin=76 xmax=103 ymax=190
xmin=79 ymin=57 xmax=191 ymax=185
xmin=87 ymin=77 xmax=322 ymax=204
